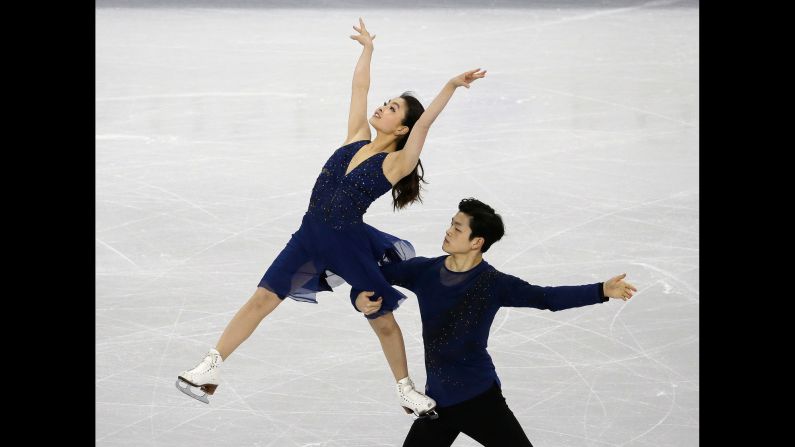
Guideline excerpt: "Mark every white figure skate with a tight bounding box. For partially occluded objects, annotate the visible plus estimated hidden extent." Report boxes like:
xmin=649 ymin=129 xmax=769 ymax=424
xmin=175 ymin=348 xmax=223 ymax=404
xmin=396 ymin=376 xmax=439 ymax=420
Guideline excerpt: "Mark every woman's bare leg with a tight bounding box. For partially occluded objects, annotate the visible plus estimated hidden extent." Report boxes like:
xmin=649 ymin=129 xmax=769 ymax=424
xmin=215 ymin=287 xmax=283 ymax=360
xmin=368 ymin=312 xmax=409 ymax=381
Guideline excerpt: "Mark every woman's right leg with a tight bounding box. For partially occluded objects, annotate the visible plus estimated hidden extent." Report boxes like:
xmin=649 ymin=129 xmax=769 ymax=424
xmin=177 ymin=287 xmax=284 ymax=402
xmin=215 ymin=287 xmax=284 ymax=360
xmin=178 ymin=224 xmax=307 ymax=403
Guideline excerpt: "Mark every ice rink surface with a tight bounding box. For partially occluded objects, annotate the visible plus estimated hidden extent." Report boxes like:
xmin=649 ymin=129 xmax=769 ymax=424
xmin=96 ymin=1 xmax=698 ymax=445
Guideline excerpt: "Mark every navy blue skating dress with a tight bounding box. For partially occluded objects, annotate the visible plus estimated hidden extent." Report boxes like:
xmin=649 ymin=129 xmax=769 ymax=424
xmin=258 ymin=140 xmax=415 ymax=318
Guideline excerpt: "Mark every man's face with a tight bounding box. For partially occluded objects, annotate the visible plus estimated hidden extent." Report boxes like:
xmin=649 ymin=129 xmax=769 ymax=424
xmin=442 ymin=211 xmax=482 ymax=254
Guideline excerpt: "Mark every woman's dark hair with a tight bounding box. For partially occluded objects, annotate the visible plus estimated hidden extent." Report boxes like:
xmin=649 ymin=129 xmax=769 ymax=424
xmin=392 ymin=92 xmax=427 ymax=210
xmin=458 ymin=198 xmax=505 ymax=253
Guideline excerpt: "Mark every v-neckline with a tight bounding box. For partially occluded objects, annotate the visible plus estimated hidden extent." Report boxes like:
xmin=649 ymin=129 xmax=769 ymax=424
xmin=344 ymin=144 xmax=382 ymax=178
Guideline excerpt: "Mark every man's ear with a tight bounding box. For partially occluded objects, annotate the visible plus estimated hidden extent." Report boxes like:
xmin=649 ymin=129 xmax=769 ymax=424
xmin=471 ymin=237 xmax=485 ymax=251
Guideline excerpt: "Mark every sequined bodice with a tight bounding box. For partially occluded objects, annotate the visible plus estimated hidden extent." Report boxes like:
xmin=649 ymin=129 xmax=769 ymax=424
xmin=307 ymin=140 xmax=393 ymax=229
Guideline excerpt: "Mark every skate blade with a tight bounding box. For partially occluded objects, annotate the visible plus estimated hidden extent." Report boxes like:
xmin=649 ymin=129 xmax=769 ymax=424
xmin=404 ymin=407 xmax=439 ymax=420
xmin=419 ymin=409 xmax=439 ymax=420
xmin=175 ymin=378 xmax=210 ymax=404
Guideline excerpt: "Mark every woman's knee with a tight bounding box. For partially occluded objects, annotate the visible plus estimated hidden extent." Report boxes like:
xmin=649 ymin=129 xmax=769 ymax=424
xmin=370 ymin=312 xmax=400 ymax=337
xmin=249 ymin=287 xmax=282 ymax=310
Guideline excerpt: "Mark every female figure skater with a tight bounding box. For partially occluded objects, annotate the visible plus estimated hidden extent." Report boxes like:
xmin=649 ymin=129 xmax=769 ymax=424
xmin=176 ymin=18 xmax=486 ymax=418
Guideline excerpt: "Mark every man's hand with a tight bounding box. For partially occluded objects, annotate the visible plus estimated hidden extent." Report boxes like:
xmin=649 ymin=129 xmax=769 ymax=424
xmin=603 ymin=273 xmax=637 ymax=301
xmin=355 ymin=290 xmax=383 ymax=315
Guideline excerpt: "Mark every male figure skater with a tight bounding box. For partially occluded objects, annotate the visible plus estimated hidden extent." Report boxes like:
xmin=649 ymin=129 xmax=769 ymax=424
xmin=352 ymin=198 xmax=637 ymax=446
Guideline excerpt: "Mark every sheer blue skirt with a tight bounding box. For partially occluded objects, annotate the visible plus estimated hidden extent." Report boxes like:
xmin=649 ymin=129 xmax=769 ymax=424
xmin=258 ymin=213 xmax=414 ymax=314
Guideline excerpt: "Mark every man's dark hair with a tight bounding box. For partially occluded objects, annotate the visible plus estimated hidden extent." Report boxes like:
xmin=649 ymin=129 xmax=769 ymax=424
xmin=458 ymin=198 xmax=505 ymax=253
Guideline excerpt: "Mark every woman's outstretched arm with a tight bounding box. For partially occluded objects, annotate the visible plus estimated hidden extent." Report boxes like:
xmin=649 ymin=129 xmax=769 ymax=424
xmin=393 ymin=68 xmax=486 ymax=176
xmin=344 ymin=18 xmax=376 ymax=145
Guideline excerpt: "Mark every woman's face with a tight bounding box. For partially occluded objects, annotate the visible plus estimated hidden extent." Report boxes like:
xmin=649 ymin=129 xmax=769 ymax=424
xmin=369 ymin=97 xmax=408 ymax=136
